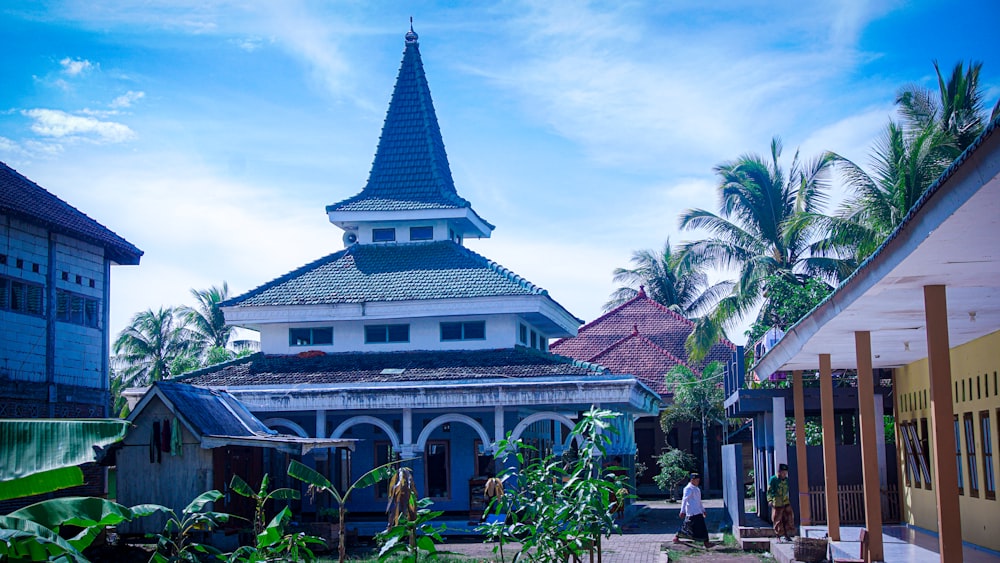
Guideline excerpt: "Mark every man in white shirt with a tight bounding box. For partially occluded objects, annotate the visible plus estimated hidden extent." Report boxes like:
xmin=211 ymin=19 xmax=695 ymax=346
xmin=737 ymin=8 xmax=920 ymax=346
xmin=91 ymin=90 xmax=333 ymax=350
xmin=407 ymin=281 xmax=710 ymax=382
xmin=672 ymin=472 xmax=711 ymax=548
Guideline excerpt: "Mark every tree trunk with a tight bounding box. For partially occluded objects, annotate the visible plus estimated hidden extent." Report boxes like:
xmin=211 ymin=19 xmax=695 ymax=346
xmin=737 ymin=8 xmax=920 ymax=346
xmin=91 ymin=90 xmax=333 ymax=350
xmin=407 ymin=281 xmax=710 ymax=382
xmin=701 ymin=414 xmax=710 ymax=494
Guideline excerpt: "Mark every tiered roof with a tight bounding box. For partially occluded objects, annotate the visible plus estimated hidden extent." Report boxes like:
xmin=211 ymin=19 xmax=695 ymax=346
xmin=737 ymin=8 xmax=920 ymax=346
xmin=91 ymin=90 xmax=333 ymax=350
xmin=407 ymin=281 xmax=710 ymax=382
xmin=0 ymin=161 xmax=143 ymax=265
xmin=326 ymin=27 xmax=491 ymax=230
xmin=179 ymin=347 xmax=608 ymax=387
xmin=222 ymin=240 xmax=553 ymax=307
xmin=550 ymin=288 xmax=735 ymax=395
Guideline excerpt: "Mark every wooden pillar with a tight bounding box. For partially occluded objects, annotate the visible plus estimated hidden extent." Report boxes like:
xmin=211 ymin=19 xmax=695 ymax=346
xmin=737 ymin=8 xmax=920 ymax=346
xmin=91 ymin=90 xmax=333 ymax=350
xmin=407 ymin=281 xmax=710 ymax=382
xmin=819 ymin=353 xmax=840 ymax=541
xmin=793 ymin=370 xmax=811 ymax=526
xmin=924 ymin=285 xmax=962 ymax=562
xmin=855 ymin=331 xmax=884 ymax=562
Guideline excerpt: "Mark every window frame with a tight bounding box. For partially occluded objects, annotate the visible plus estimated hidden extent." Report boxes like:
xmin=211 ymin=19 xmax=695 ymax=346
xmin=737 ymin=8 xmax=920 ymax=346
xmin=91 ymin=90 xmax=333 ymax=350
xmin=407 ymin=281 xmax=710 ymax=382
xmin=966 ymin=412 xmax=980 ymax=497
xmin=288 ymin=327 xmax=333 ymax=347
xmin=440 ymin=320 xmax=486 ymax=342
xmin=372 ymin=228 xmax=396 ymax=242
xmin=901 ymin=422 xmax=920 ymax=488
xmin=365 ymin=324 xmax=410 ymax=344
xmin=409 ymin=226 xmax=433 ymax=241
xmin=955 ymin=415 xmax=964 ymax=495
xmin=982 ymin=410 xmax=995 ymax=500
xmin=374 ymin=441 xmax=392 ymax=499
xmin=0 ymin=275 xmax=45 ymax=317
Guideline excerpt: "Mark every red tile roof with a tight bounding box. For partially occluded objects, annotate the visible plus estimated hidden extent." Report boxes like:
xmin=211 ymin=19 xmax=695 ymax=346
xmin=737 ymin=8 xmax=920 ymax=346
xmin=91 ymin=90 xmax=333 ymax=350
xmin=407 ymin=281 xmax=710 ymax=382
xmin=550 ymin=291 xmax=735 ymax=396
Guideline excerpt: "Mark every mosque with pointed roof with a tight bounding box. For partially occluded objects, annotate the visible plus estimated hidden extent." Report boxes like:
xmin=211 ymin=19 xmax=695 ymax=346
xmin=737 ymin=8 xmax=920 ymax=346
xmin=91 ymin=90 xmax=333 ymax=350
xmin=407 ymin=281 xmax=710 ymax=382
xmin=121 ymin=26 xmax=659 ymax=521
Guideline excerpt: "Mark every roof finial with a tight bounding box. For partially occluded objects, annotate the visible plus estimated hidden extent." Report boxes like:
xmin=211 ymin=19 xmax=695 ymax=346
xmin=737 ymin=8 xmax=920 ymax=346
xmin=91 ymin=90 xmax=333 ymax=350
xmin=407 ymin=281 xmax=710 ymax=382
xmin=405 ymin=17 xmax=419 ymax=43
xmin=637 ymin=285 xmax=646 ymax=298
xmin=632 ymin=324 xmax=639 ymax=335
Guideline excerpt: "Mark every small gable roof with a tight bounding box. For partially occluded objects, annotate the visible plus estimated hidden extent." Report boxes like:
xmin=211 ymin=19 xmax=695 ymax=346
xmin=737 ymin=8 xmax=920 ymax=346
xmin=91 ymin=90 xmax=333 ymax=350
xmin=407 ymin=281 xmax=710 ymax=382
xmin=0 ymin=161 xmax=143 ymax=265
xmin=325 ymin=29 xmax=492 ymax=230
xmin=551 ymin=290 xmax=735 ymax=396
xmin=222 ymin=240 xmax=562 ymax=308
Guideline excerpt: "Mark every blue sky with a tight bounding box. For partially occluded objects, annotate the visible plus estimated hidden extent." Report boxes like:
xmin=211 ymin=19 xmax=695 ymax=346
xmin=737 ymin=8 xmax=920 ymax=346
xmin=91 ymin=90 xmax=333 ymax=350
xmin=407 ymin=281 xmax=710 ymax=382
xmin=2 ymin=1 xmax=999 ymax=345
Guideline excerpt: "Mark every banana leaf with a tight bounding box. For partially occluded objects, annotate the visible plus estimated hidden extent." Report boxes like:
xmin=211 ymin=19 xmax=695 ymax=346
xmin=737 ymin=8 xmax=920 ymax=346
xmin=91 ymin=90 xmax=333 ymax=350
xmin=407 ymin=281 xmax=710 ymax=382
xmin=0 ymin=419 xmax=130 ymax=501
xmin=7 ymin=496 xmax=165 ymax=552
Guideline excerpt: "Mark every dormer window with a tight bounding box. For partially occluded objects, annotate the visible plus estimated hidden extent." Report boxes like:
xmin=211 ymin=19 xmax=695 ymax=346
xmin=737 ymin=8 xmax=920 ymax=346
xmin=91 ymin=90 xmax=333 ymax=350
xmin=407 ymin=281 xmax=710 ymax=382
xmin=410 ymin=226 xmax=433 ymax=241
xmin=372 ymin=228 xmax=396 ymax=242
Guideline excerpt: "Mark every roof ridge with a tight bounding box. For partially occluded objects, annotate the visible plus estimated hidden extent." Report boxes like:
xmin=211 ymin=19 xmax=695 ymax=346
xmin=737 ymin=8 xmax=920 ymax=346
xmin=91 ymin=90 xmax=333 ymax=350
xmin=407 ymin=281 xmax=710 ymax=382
xmin=453 ymin=242 xmax=548 ymax=295
xmin=222 ymin=249 xmax=348 ymax=307
xmin=515 ymin=345 xmax=609 ymax=374
xmin=549 ymin=293 xmax=640 ymax=348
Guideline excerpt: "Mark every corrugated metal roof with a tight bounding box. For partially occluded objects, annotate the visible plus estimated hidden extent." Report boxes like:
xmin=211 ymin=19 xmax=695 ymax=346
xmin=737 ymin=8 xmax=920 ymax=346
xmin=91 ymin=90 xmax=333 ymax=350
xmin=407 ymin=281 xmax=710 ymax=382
xmin=155 ymin=381 xmax=274 ymax=437
xmin=0 ymin=161 xmax=143 ymax=265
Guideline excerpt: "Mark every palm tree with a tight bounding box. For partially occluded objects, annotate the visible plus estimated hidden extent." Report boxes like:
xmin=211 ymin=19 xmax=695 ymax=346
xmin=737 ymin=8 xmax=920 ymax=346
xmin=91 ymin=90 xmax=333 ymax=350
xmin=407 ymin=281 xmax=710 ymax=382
xmin=820 ymin=120 xmax=955 ymax=263
xmin=679 ymin=137 xmax=844 ymax=332
xmin=180 ymin=282 xmax=233 ymax=353
xmin=896 ymin=60 xmax=999 ymax=154
xmin=603 ymin=239 xmax=732 ymax=317
xmin=112 ymin=307 xmax=193 ymax=388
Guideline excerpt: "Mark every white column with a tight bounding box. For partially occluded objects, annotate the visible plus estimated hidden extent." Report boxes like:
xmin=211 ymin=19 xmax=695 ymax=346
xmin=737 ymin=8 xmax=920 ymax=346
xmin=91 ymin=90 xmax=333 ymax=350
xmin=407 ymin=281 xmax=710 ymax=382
xmin=773 ymin=397 xmax=788 ymax=467
xmin=494 ymin=405 xmax=505 ymax=449
xmin=314 ymin=409 xmax=328 ymax=461
xmin=400 ymin=408 xmax=416 ymax=459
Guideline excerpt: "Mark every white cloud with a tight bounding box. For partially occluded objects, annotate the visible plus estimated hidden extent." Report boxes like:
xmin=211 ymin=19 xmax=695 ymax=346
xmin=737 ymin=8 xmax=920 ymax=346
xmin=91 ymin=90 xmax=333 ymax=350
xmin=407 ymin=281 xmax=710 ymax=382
xmin=60 ymin=57 xmax=94 ymax=76
xmin=110 ymin=90 xmax=146 ymax=109
xmin=231 ymin=36 xmax=266 ymax=52
xmin=23 ymin=109 xmax=136 ymax=143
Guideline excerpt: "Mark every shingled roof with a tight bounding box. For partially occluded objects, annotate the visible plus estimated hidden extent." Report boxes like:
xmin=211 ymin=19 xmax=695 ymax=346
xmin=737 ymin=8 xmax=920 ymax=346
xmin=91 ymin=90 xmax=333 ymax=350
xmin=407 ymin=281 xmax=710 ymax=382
xmin=222 ymin=240 xmax=550 ymax=307
xmin=0 ymin=161 xmax=143 ymax=265
xmin=179 ymin=347 xmax=608 ymax=387
xmin=326 ymin=27 xmax=492 ymax=229
xmin=550 ymin=289 xmax=735 ymax=396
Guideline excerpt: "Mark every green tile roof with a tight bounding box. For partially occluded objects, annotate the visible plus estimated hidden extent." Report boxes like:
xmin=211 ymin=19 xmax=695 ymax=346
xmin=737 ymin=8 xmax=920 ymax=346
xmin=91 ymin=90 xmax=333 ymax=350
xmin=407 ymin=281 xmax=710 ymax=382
xmin=223 ymin=240 xmax=547 ymax=307
xmin=326 ymin=28 xmax=491 ymax=229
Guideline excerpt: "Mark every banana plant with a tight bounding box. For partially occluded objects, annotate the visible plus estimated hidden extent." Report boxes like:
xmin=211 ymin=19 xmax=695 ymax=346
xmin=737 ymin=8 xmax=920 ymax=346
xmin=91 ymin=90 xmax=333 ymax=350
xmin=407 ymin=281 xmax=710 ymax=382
xmin=227 ymin=506 xmax=324 ymax=563
xmin=287 ymin=458 xmax=401 ymax=563
xmin=228 ymin=474 xmax=299 ymax=536
xmin=149 ymin=490 xmax=231 ymax=563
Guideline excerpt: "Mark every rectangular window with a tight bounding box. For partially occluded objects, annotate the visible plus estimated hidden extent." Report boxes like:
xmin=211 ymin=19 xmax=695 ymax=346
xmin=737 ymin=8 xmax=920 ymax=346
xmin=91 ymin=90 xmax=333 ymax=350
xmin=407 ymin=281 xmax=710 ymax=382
xmin=919 ymin=418 xmax=931 ymax=488
xmin=530 ymin=330 xmax=537 ymax=349
xmin=372 ymin=228 xmax=396 ymax=242
xmin=901 ymin=422 xmax=920 ymax=488
xmin=1 ymin=277 xmax=46 ymax=317
xmin=365 ymin=324 xmax=409 ymax=344
xmin=519 ymin=324 xmax=528 ymax=345
xmin=54 ymin=289 xmax=100 ymax=328
xmin=966 ymin=413 xmax=979 ymax=497
xmin=982 ymin=411 xmax=995 ymax=500
xmin=440 ymin=320 xmax=486 ymax=341
xmin=956 ymin=416 xmax=964 ymax=495
xmin=409 ymin=226 xmax=433 ymax=241
xmin=288 ymin=327 xmax=333 ymax=347
xmin=473 ymin=440 xmax=495 ymax=477
xmin=425 ymin=440 xmax=450 ymax=499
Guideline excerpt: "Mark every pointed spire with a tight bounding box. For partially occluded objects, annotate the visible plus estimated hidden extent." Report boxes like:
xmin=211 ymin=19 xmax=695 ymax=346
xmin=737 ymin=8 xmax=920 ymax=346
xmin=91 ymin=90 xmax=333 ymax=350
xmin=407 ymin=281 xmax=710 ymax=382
xmin=327 ymin=23 xmax=492 ymax=234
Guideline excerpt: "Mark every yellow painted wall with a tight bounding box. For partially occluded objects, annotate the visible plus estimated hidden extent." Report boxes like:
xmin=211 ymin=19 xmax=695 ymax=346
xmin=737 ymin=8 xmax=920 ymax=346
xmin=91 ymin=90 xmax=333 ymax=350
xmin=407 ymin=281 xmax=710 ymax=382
xmin=894 ymin=329 xmax=1000 ymax=552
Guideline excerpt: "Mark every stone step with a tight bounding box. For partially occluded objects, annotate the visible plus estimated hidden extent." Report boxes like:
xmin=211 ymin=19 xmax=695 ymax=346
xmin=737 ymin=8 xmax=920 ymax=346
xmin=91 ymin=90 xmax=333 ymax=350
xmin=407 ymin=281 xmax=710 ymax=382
xmin=738 ymin=526 xmax=778 ymax=539
xmin=738 ymin=537 xmax=773 ymax=552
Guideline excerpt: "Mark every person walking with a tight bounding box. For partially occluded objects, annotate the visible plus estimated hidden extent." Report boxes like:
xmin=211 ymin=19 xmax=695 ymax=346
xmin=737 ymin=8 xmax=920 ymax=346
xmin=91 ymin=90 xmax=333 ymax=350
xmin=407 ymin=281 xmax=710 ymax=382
xmin=767 ymin=463 xmax=795 ymax=541
xmin=673 ymin=472 xmax=710 ymax=548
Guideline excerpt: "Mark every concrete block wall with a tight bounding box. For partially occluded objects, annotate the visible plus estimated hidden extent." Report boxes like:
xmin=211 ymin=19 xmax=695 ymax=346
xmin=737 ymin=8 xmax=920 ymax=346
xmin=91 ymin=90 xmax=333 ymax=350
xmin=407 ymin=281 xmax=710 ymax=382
xmin=1 ymin=213 xmax=109 ymax=393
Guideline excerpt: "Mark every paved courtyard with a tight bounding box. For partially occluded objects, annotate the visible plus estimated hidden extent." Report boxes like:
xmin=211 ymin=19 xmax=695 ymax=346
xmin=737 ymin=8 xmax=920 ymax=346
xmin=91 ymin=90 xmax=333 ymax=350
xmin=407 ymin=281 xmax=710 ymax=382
xmin=348 ymin=498 xmax=737 ymax=562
